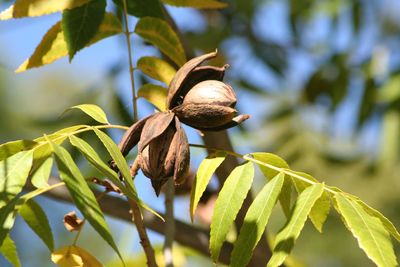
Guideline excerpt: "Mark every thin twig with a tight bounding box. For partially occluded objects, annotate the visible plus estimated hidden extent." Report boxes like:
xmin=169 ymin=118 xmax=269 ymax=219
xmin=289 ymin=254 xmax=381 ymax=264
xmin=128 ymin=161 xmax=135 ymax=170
xmin=163 ymin=178 xmax=175 ymax=267
xmin=126 ymin=157 xmax=158 ymax=267
xmin=121 ymin=0 xmax=138 ymax=122
xmin=129 ymin=199 xmax=158 ymax=267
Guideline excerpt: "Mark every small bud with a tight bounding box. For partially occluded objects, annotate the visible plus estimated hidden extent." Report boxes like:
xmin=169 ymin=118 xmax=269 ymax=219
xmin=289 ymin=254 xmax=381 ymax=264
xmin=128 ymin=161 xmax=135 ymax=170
xmin=63 ymin=211 xmax=84 ymax=232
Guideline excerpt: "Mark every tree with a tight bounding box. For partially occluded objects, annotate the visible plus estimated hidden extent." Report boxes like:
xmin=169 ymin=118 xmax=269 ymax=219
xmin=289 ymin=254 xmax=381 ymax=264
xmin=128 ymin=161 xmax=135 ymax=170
xmin=0 ymin=0 xmax=399 ymax=266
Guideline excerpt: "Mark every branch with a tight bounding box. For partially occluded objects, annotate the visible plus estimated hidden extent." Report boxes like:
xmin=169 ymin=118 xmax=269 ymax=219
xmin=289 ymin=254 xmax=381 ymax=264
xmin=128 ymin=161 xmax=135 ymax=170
xmin=128 ymin=158 xmax=158 ymax=267
xmin=28 ymin=178 xmax=264 ymax=265
xmin=163 ymin=178 xmax=175 ymax=267
xmin=128 ymin=199 xmax=158 ymax=267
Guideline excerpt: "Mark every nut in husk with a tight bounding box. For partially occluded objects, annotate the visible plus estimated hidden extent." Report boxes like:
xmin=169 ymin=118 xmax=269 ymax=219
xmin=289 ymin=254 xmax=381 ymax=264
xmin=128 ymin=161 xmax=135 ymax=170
xmin=116 ymin=112 xmax=190 ymax=196
xmin=168 ymin=51 xmax=249 ymax=130
xmin=139 ymin=115 xmax=190 ymax=195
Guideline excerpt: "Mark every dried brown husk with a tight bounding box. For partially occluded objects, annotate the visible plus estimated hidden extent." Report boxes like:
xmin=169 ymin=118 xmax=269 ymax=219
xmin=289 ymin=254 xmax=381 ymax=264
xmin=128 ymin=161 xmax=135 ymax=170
xmin=118 ymin=114 xmax=152 ymax=156
xmin=138 ymin=112 xmax=175 ymax=152
xmin=173 ymin=117 xmax=190 ymax=185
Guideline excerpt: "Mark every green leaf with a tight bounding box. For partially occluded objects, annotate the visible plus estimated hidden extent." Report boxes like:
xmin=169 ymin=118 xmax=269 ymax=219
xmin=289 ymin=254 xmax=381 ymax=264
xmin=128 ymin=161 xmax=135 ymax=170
xmin=92 ymin=128 xmax=162 ymax=220
xmin=0 ymin=140 xmax=37 ymax=161
xmin=0 ymin=198 xmax=18 ymax=247
xmin=0 ymin=150 xmax=33 ymax=207
xmin=137 ymin=84 xmax=168 ymax=111
xmin=68 ymin=135 xmax=130 ymax=198
xmin=50 ymin=141 xmax=124 ymax=264
xmin=18 ymin=199 xmax=54 ymax=251
xmin=92 ymin=128 xmax=134 ymax=192
xmin=0 ymin=235 xmax=21 ymax=267
xmin=267 ymin=183 xmax=324 ymax=267
xmin=210 ymin=161 xmax=254 ymax=262
xmin=0 ymin=0 xmax=91 ymax=20
xmin=113 ymin=0 xmax=164 ymax=18
xmin=189 ymin=152 xmax=226 ymax=222
xmin=335 ymin=193 xmax=397 ymax=267
xmin=135 ymin=17 xmax=186 ymax=66
xmin=137 ymin=56 xmax=176 ymax=85
xmin=0 ymin=183 xmax=64 ymax=247
xmin=17 ymin=13 xmax=122 ymax=72
xmin=290 ymin=171 xmax=331 ymax=233
xmin=231 ymin=173 xmax=284 ymax=267
xmin=252 ymin=152 xmax=292 ymax=218
xmin=161 ymin=0 xmax=227 ymax=9
xmin=65 ymin=104 xmax=109 ymax=124
xmin=31 ymin=157 xmax=53 ymax=188
xmin=32 ymin=125 xmax=87 ymax=173
xmin=355 ymin=199 xmax=400 ymax=242
xmin=62 ymin=0 xmax=106 ymax=60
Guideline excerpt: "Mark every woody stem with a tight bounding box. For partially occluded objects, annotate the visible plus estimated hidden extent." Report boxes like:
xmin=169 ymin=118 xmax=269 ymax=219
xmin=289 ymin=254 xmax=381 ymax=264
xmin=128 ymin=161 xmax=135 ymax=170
xmin=126 ymin=156 xmax=158 ymax=266
xmin=164 ymin=178 xmax=175 ymax=267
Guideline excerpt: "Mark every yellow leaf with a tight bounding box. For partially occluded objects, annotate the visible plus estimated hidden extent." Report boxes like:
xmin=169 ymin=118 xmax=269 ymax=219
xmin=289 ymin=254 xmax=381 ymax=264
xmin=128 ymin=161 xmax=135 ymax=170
xmin=161 ymin=0 xmax=227 ymax=9
xmin=137 ymin=84 xmax=168 ymax=111
xmin=0 ymin=0 xmax=92 ymax=20
xmin=137 ymin=56 xmax=176 ymax=85
xmin=16 ymin=13 xmax=121 ymax=72
xmin=51 ymin=245 xmax=103 ymax=267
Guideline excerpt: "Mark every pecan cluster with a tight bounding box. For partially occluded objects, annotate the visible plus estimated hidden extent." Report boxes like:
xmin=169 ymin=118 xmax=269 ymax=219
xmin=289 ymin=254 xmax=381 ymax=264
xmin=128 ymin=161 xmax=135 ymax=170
xmin=118 ymin=51 xmax=249 ymax=195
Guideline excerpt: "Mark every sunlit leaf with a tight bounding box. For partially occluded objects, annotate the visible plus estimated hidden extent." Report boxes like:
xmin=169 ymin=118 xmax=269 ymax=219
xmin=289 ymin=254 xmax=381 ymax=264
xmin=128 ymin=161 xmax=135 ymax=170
xmin=0 ymin=150 xmax=33 ymax=207
xmin=68 ymin=135 xmax=129 ymax=197
xmin=0 ymin=235 xmax=21 ymax=267
xmin=231 ymin=173 xmax=284 ymax=267
xmin=137 ymin=56 xmax=176 ymax=85
xmin=290 ymin=171 xmax=330 ymax=232
xmin=51 ymin=245 xmax=103 ymax=267
xmin=62 ymin=0 xmax=106 ymax=60
xmin=50 ymin=141 xmax=124 ymax=263
xmin=268 ymin=183 xmax=324 ymax=267
xmin=92 ymin=128 xmax=134 ymax=192
xmin=18 ymin=199 xmax=54 ymax=251
xmin=135 ymin=17 xmax=186 ymax=66
xmin=0 ymin=0 xmax=91 ymax=20
xmin=252 ymin=152 xmax=292 ymax=218
xmin=32 ymin=125 xmax=87 ymax=173
xmin=161 ymin=0 xmax=227 ymax=9
xmin=0 ymin=140 xmax=37 ymax=161
xmin=355 ymin=198 xmax=400 ymax=242
xmin=31 ymin=157 xmax=53 ymax=188
xmin=335 ymin=193 xmax=397 ymax=267
xmin=137 ymin=84 xmax=168 ymax=111
xmin=210 ymin=161 xmax=254 ymax=262
xmin=65 ymin=104 xmax=109 ymax=124
xmin=190 ymin=152 xmax=226 ymax=222
xmin=113 ymin=0 xmax=164 ymax=18
xmin=17 ymin=13 xmax=122 ymax=72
